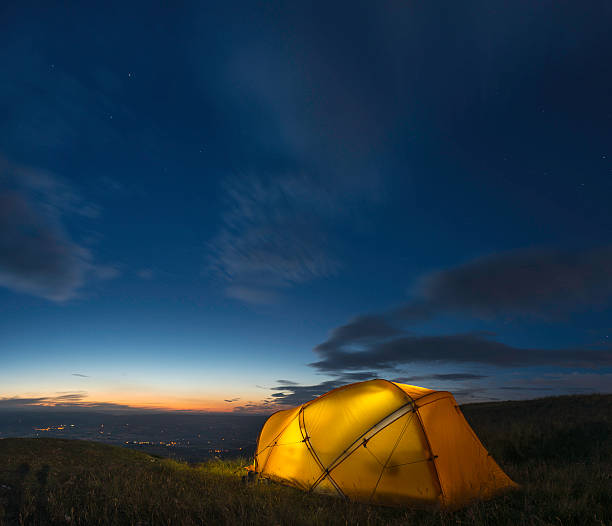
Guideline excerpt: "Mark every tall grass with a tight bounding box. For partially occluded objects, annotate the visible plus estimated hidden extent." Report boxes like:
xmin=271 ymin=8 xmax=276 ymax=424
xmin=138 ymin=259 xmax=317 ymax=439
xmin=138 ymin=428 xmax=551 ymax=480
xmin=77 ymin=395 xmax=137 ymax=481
xmin=1 ymin=394 xmax=610 ymax=525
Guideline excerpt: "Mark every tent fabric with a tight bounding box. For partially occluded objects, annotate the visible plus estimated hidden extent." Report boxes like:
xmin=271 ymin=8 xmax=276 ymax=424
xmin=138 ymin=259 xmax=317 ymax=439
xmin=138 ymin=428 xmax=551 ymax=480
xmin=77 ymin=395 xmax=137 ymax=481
xmin=251 ymin=379 xmax=517 ymax=508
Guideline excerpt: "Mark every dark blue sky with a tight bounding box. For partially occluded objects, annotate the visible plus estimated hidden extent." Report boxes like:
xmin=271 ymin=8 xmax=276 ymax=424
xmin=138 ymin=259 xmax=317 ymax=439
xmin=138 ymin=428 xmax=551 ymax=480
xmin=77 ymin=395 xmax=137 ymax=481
xmin=1 ymin=1 xmax=611 ymax=411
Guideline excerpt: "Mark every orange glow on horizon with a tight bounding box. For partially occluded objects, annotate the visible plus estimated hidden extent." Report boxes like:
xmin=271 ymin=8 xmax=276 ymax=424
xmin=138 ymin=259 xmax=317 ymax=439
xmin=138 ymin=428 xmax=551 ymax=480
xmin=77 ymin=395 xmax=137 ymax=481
xmin=2 ymin=390 xmax=268 ymax=413
xmin=1 ymin=374 xmax=276 ymax=412
xmin=86 ymin=395 xmax=241 ymax=412
xmin=89 ymin=390 xmax=258 ymax=412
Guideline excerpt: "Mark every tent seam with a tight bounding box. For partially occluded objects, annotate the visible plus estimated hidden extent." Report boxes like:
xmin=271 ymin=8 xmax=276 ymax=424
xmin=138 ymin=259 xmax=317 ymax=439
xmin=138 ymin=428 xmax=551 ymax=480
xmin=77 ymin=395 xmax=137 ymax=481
xmin=414 ymin=403 xmax=446 ymax=505
xmin=299 ymin=407 xmax=346 ymax=498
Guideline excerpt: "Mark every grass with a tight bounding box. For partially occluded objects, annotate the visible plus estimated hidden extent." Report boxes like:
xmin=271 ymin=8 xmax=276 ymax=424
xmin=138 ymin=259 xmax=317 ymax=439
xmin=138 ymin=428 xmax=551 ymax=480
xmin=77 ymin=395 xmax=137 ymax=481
xmin=0 ymin=394 xmax=611 ymax=525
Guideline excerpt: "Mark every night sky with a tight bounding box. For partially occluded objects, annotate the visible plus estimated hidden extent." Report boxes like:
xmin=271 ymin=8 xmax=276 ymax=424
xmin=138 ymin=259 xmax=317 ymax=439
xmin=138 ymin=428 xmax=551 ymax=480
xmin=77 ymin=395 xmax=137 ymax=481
xmin=1 ymin=1 xmax=611 ymax=412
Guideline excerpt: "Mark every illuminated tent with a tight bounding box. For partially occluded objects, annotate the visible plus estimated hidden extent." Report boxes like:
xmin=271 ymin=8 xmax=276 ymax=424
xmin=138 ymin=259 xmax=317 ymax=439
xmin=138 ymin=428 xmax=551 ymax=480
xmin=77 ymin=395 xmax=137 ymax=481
xmin=250 ymin=379 xmax=517 ymax=508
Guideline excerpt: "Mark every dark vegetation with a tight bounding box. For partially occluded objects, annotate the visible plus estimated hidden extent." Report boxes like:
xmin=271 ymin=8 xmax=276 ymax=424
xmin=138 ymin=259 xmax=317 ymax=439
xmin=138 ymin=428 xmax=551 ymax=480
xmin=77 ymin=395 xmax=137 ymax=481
xmin=1 ymin=394 xmax=610 ymax=525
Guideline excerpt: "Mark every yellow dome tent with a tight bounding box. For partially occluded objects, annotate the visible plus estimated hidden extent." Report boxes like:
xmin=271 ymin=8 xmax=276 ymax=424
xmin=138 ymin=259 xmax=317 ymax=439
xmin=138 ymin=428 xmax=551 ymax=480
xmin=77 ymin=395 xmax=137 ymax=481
xmin=250 ymin=379 xmax=517 ymax=508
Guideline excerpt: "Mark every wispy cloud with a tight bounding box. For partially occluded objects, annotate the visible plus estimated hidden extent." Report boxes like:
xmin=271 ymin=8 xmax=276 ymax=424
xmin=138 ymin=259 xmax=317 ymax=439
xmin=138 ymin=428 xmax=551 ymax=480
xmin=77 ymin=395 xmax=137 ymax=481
xmin=207 ymin=174 xmax=343 ymax=303
xmin=0 ymin=156 xmax=120 ymax=301
xmin=312 ymin=331 xmax=612 ymax=372
xmin=136 ymin=268 xmax=155 ymax=280
xmin=268 ymin=379 xmax=349 ymax=407
xmin=393 ymin=373 xmax=488 ymax=383
xmin=397 ymin=246 xmax=612 ymax=322
xmin=231 ymin=400 xmax=277 ymax=415
xmin=0 ymin=392 xmax=88 ymax=408
xmin=258 ymin=371 xmax=492 ymax=408
xmin=250 ymin=373 xmax=379 ymax=409
xmin=202 ymin=8 xmax=395 ymax=304
xmin=0 ymin=392 xmax=155 ymax=413
xmin=71 ymin=373 xmax=90 ymax=378
xmin=310 ymin=245 xmax=612 ymax=372
xmin=224 ymin=285 xmax=281 ymax=305
xmin=270 ymin=246 xmax=612 ymax=405
xmin=315 ymin=315 xmax=402 ymax=354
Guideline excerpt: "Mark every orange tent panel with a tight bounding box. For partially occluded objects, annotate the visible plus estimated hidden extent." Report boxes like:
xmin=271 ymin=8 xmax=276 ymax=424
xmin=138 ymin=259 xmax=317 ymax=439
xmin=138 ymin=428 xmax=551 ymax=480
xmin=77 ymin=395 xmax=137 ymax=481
xmin=251 ymin=379 xmax=517 ymax=508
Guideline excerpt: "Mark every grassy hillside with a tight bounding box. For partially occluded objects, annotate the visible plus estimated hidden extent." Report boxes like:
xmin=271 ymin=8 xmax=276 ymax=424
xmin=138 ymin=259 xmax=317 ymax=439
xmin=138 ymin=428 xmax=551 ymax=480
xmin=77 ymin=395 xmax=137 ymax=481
xmin=1 ymin=394 xmax=611 ymax=526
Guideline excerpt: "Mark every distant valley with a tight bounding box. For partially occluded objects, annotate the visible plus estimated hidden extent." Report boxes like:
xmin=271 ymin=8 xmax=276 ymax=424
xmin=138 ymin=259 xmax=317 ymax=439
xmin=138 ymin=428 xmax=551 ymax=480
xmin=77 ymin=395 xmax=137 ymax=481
xmin=0 ymin=410 xmax=267 ymax=462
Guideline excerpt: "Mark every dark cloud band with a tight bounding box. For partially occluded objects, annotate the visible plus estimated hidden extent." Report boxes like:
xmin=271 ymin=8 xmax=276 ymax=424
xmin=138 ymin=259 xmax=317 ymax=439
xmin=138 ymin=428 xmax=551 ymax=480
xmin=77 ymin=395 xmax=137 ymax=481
xmin=312 ymin=332 xmax=612 ymax=371
xmin=399 ymin=246 xmax=612 ymax=321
